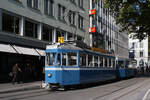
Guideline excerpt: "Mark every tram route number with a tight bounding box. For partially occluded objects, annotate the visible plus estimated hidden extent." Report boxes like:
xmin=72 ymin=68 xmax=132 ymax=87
xmin=58 ymin=37 xmax=64 ymax=43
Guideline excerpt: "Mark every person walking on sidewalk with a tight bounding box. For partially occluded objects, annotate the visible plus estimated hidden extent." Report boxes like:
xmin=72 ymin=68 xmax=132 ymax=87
xmin=12 ymin=63 xmax=22 ymax=84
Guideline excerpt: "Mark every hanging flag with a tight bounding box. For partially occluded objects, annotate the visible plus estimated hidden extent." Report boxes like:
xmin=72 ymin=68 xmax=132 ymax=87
xmin=89 ymin=27 xmax=96 ymax=33
xmin=89 ymin=9 xmax=96 ymax=15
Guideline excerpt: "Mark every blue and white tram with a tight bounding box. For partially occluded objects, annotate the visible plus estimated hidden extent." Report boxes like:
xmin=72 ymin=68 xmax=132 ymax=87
xmin=45 ymin=43 xmax=117 ymax=88
xmin=117 ymin=58 xmax=137 ymax=78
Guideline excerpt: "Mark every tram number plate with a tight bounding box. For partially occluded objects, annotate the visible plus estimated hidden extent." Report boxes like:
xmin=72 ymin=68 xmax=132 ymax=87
xmin=58 ymin=37 xmax=64 ymax=43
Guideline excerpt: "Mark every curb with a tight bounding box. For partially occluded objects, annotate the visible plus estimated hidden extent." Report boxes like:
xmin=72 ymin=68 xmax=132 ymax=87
xmin=0 ymin=85 xmax=42 ymax=94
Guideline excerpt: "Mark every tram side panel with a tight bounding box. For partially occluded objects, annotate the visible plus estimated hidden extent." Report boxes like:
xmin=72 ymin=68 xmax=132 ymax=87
xmin=125 ymin=68 xmax=137 ymax=77
xmin=61 ymin=67 xmax=80 ymax=86
xmin=119 ymin=68 xmax=126 ymax=78
xmin=45 ymin=67 xmax=80 ymax=86
xmin=80 ymin=68 xmax=117 ymax=84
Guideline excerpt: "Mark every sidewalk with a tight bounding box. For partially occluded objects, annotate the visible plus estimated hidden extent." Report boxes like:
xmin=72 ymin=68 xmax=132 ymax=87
xmin=0 ymin=81 xmax=42 ymax=94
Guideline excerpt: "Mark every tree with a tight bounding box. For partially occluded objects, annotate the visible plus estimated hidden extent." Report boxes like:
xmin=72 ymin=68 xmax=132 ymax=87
xmin=104 ymin=0 xmax=150 ymax=40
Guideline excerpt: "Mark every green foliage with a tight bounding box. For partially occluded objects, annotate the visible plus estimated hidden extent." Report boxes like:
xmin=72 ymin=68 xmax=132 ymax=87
xmin=104 ymin=0 xmax=150 ymax=40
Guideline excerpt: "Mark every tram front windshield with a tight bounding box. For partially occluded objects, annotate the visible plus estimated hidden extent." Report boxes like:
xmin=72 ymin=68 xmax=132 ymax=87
xmin=46 ymin=53 xmax=56 ymax=66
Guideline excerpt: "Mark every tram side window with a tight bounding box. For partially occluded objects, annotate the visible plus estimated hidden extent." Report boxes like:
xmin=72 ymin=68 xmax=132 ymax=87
xmin=126 ymin=61 xmax=129 ymax=68
xmin=94 ymin=56 xmax=98 ymax=67
xmin=109 ymin=58 xmax=111 ymax=67
xmin=105 ymin=58 xmax=108 ymax=67
xmin=46 ymin=53 xmax=50 ymax=66
xmin=113 ymin=59 xmax=115 ymax=68
xmin=118 ymin=61 xmax=124 ymax=68
xmin=88 ymin=55 xmax=93 ymax=67
xmin=46 ymin=53 xmax=56 ymax=66
xmin=56 ymin=53 xmax=61 ymax=66
xmin=99 ymin=57 xmax=103 ymax=67
xmin=62 ymin=53 xmax=67 ymax=66
xmin=80 ymin=53 xmax=86 ymax=67
xmin=68 ymin=52 xmax=77 ymax=66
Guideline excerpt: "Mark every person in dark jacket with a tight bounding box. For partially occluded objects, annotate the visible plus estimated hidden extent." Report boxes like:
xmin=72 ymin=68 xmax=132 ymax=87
xmin=12 ymin=63 xmax=22 ymax=84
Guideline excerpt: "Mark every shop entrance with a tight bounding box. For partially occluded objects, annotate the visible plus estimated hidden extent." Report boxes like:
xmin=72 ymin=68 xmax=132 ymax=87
xmin=0 ymin=52 xmax=44 ymax=83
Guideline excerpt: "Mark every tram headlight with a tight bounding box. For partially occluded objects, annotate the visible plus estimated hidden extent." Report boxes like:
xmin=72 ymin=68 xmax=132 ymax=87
xmin=48 ymin=73 xmax=52 ymax=77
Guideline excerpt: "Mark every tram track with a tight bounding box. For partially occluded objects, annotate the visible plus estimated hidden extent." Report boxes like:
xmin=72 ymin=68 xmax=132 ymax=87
xmin=93 ymin=78 xmax=150 ymax=100
xmin=112 ymin=79 xmax=150 ymax=100
xmin=0 ymin=89 xmax=57 ymax=100
xmin=0 ymin=78 xmax=149 ymax=100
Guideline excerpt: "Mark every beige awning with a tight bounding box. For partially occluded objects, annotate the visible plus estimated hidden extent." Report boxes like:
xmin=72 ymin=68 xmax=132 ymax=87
xmin=13 ymin=45 xmax=40 ymax=56
xmin=0 ymin=44 xmax=17 ymax=53
xmin=36 ymin=49 xmax=45 ymax=56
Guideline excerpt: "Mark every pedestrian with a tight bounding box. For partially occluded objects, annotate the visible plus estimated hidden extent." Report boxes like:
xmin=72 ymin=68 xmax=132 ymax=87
xmin=12 ymin=63 xmax=22 ymax=84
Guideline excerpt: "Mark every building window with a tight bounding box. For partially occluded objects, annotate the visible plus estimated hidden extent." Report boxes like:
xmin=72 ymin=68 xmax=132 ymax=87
xmin=140 ymin=51 xmax=143 ymax=57
xmin=70 ymin=0 xmax=76 ymax=4
xmin=2 ymin=13 xmax=20 ymax=35
xmin=132 ymin=42 xmax=136 ymax=48
xmin=27 ymin=0 xmax=38 ymax=9
xmin=42 ymin=25 xmax=53 ymax=42
xmin=14 ymin=0 xmax=21 ymax=2
xmin=25 ymin=20 xmax=38 ymax=38
xmin=68 ymin=11 xmax=75 ymax=26
xmin=92 ymin=2 xmax=95 ymax=9
xmin=68 ymin=33 xmax=74 ymax=40
xmin=78 ymin=0 xmax=83 ymax=8
xmin=77 ymin=35 xmax=83 ymax=41
xmin=140 ymin=42 xmax=143 ymax=48
xmin=44 ymin=0 xmax=54 ymax=16
xmin=58 ymin=4 xmax=66 ymax=21
xmin=78 ymin=15 xmax=84 ymax=29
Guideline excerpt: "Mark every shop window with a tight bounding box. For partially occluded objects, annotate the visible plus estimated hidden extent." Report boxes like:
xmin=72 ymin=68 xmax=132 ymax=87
xmin=42 ymin=25 xmax=53 ymax=42
xmin=2 ymin=13 xmax=20 ymax=35
xmin=25 ymin=20 xmax=38 ymax=38
xmin=80 ymin=53 xmax=86 ymax=67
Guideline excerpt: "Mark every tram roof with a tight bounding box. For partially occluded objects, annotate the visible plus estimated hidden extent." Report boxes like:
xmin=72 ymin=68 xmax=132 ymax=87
xmin=46 ymin=43 xmax=83 ymax=51
xmin=46 ymin=43 xmax=115 ymax=58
